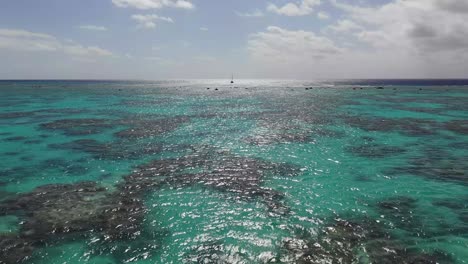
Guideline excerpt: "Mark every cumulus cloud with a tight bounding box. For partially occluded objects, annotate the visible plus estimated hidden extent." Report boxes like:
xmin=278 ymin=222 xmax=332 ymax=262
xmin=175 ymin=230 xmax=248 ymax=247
xmin=79 ymin=25 xmax=108 ymax=31
xmin=131 ymin=14 xmax=174 ymax=28
xmin=267 ymin=0 xmax=321 ymax=16
xmin=248 ymin=26 xmax=342 ymax=63
xmin=0 ymin=28 xmax=113 ymax=57
xmin=200 ymin=27 xmax=208 ymax=31
xmin=332 ymin=0 xmax=468 ymax=54
xmin=112 ymin=0 xmax=194 ymax=10
xmin=245 ymin=25 xmax=440 ymax=78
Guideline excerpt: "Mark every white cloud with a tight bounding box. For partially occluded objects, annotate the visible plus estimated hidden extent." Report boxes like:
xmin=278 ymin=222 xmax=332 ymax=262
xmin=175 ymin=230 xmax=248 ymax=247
xmin=0 ymin=29 xmax=59 ymax=52
xmin=332 ymin=0 xmax=468 ymax=54
xmin=248 ymin=26 xmax=342 ymax=63
xmin=236 ymin=9 xmax=265 ymax=17
xmin=0 ymin=28 xmax=55 ymax=40
xmin=112 ymin=0 xmax=194 ymax=10
xmin=267 ymin=0 xmax=321 ymax=16
xmin=200 ymin=27 xmax=208 ymax=31
xmin=0 ymin=28 xmax=113 ymax=57
xmin=327 ymin=20 xmax=361 ymax=33
xmin=64 ymin=45 xmax=113 ymax=57
xmin=131 ymin=14 xmax=174 ymax=29
xmin=79 ymin=25 xmax=108 ymax=31
xmin=317 ymin=11 xmax=329 ymax=20
xmin=246 ymin=25 xmax=434 ymax=78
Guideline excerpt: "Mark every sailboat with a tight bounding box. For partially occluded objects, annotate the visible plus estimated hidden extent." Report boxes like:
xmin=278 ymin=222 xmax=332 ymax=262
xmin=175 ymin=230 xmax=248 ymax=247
xmin=230 ymin=74 xmax=234 ymax=84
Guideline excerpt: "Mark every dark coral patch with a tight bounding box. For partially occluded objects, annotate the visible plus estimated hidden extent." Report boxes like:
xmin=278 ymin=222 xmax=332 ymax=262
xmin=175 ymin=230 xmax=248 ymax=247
xmin=3 ymin=152 xmax=20 ymax=156
xmin=36 ymin=108 xmax=86 ymax=115
xmin=121 ymin=149 xmax=300 ymax=214
xmin=20 ymin=156 xmax=34 ymax=162
xmin=39 ymin=118 xmax=114 ymax=136
xmin=0 ymin=235 xmax=34 ymax=264
xmin=345 ymin=116 xmax=436 ymax=136
xmin=281 ymin=220 xmax=366 ymax=263
xmin=365 ymin=239 xmax=452 ymax=264
xmin=0 ymin=182 xmax=146 ymax=238
xmin=377 ymin=196 xmax=419 ymax=231
xmin=49 ymin=139 xmax=163 ymax=160
xmin=444 ymin=120 xmax=468 ymax=135
xmin=361 ymin=136 xmax=375 ymax=142
xmin=389 ymin=156 xmax=467 ymax=186
xmin=0 ymin=112 xmax=35 ymax=119
xmin=432 ymin=199 xmax=467 ymax=210
xmin=432 ymin=197 xmax=468 ymax=227
xmin=346 ymin=143 xmax=406 ymax=158
xmin=280 ymin=217 xmax=453 ymax=264
xmin=3 ymin=136 xmax=27 ymax=142
xmin=0 ymin=181 xmax=147 ymax=263
xmin=114 ymin=116 xmax=190 ymax=139
xmin=23 ymin=139 xmax=42 ymax=144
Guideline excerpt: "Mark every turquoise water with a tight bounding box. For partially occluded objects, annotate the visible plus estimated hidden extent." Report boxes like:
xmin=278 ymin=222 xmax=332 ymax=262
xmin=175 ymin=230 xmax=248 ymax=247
xmin=0 ymin=80 xmax=467 ymax=263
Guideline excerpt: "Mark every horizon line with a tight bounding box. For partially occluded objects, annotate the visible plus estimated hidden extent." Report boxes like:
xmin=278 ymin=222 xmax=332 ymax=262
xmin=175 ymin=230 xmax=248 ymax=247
xmin=1 ymin=78 xmax=468 ymax=81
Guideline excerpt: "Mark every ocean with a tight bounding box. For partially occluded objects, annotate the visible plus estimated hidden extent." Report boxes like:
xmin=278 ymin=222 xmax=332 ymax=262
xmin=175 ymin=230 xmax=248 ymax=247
xmin=0 ymin=80 xmax=467 ymax=263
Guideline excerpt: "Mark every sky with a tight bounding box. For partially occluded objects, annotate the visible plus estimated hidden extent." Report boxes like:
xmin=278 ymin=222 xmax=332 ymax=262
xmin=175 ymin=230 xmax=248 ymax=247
xmin=0 ymin=0 xmax=467 ymax=79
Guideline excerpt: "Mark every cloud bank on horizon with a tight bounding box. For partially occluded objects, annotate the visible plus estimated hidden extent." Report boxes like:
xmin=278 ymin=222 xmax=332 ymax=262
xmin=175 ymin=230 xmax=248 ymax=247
xmin=0 ymin=0 xmax=467 ymax=79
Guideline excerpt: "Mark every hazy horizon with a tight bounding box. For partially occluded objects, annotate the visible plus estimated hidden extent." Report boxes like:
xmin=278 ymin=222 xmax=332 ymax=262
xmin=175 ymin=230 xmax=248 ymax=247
xmin=1 ymin=0 xmax=468 ymax=79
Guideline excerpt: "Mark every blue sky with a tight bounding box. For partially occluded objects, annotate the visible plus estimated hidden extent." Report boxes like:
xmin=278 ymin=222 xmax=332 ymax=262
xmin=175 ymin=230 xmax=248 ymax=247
xmin=1 ymin=0 xmax=467 ymax=79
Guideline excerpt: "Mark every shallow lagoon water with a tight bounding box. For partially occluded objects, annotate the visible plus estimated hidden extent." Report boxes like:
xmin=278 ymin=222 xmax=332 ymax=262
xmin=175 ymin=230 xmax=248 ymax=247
xmin=0 ymin=80 xmax=467 ymax=263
